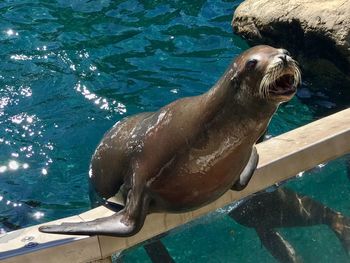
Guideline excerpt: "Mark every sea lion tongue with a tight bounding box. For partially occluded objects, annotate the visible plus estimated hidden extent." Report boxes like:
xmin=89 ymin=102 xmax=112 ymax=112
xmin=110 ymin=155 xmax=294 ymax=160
xmin=271 ymin=74 xmax=296 ymax=95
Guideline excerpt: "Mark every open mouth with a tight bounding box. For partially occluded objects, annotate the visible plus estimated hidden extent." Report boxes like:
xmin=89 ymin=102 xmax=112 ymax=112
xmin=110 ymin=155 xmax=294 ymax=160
xmin=269 ymin=74 xmax=296 ymax=96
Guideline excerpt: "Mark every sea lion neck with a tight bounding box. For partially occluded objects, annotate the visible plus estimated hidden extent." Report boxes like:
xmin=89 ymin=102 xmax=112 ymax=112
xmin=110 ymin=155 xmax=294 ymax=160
xmin=202 ymin=72 xmax=278 ymax=124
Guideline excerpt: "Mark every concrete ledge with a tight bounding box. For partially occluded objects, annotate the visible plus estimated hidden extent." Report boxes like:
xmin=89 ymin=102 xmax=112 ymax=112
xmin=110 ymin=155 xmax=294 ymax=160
xmin=1 ymin=108 xmax=349 ymax=262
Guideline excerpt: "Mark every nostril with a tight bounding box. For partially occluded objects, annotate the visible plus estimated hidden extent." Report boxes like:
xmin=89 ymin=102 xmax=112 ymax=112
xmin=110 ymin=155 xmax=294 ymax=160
xmin=281 ymin=49 xmax=291 ymax=56
xmin=279 ymin=55 xmax=288 ymax=64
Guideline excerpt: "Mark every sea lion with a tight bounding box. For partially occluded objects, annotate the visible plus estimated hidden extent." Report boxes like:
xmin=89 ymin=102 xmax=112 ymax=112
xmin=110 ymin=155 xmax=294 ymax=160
xmin=39 ymin=45 xmax=301 ymax=237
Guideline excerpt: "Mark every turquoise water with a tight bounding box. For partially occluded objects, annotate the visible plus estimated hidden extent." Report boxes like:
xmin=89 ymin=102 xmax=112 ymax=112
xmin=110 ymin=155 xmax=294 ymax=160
xmin=0 ymin=0 xmax=349 ymax=262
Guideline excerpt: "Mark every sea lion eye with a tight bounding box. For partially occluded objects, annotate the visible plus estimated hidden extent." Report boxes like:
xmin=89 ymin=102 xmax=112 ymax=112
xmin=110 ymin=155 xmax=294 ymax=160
xmin=246 ymin=59 xmax=258 ymax=70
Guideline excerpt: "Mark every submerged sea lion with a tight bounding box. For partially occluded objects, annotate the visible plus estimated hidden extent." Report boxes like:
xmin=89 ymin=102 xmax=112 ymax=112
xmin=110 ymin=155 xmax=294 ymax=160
xmin=39 ymin=45 xmax=301 ymax=237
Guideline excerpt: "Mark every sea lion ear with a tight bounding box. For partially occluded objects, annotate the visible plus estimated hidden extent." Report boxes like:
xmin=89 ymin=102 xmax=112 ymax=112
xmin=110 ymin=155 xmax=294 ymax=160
xmin=230 ymin=67 xmax=240 ymax=86
xmin=230 ymin=71 xmax=238 ymax=82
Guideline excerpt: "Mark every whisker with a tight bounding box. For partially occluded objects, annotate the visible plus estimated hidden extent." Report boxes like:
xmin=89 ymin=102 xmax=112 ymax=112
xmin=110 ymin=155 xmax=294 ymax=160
xmin=259 ymin=60 xmax=301 ymax=99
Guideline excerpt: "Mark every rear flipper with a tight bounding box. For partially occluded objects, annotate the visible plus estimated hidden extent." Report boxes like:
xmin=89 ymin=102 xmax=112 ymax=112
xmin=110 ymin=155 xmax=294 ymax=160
xmin=231 ymin=146 xmax=258 ymax=191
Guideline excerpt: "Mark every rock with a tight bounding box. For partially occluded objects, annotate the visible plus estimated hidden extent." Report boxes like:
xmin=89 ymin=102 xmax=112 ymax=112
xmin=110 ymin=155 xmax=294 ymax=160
xmin=232 ymin=0 xmax=350 ymax=91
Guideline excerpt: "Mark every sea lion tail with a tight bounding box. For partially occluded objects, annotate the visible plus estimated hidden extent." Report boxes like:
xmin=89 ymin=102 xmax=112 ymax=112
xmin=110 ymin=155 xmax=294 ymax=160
xmin=39 ymin=211 xmax=140 ymax=237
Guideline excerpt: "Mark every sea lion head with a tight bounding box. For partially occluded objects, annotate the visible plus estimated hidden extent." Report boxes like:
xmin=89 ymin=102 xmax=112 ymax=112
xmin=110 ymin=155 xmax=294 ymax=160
xmin=231 ymin=45 xmax=301 ymax=103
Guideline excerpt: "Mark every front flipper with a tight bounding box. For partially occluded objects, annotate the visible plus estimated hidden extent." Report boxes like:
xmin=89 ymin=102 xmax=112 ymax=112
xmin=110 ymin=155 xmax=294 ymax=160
xmin=39 ymin=190 xmax=150 ymax=237
xmin=39 ymin=210 xmax=137 ymax=237
xmin=256 ymin=228 xmax=300 ymax=263
xmin=231 ymin=146 xmax=258 ymax=191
